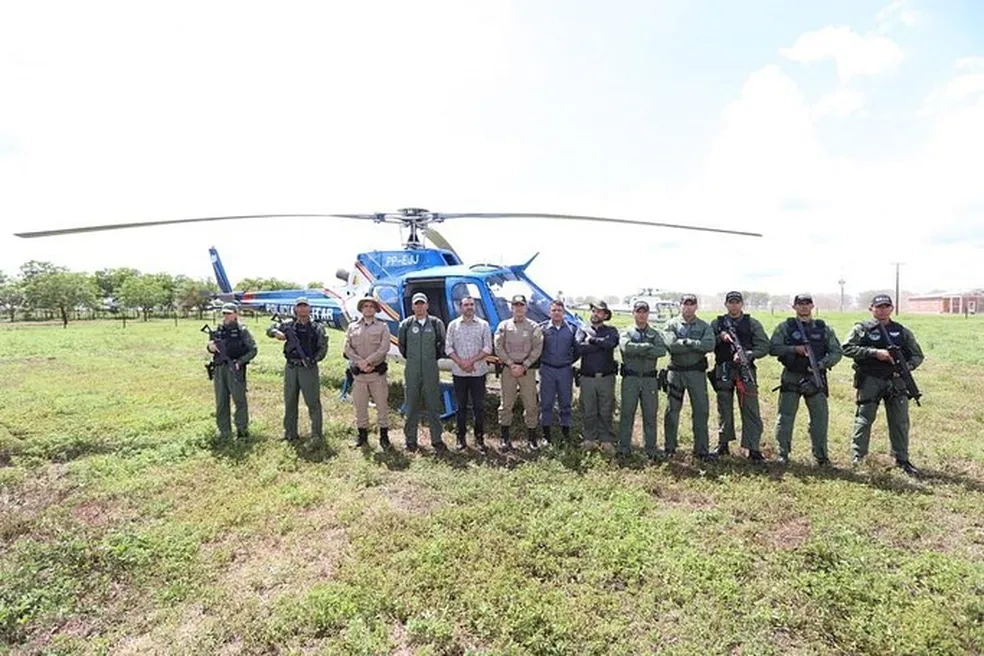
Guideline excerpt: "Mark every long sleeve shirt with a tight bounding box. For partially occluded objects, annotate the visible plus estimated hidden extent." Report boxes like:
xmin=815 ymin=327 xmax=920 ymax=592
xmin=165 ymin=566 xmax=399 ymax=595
xmin=538 ymin=320 xmax=580 ymax=367
xmin=619 ymin=323 xmax=667 ymax=374
xmin=576 ymin=322 xmax=619 ymax=375
xmin=662 ymin=315 xmax=714 ymax=368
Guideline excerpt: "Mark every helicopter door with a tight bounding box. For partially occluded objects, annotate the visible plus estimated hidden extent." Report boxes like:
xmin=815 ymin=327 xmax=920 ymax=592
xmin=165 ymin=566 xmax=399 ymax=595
xmin=446 ymin=279 xmax=488 ymax=321
xmin=402 ymin=278 xmax=451 ymax=325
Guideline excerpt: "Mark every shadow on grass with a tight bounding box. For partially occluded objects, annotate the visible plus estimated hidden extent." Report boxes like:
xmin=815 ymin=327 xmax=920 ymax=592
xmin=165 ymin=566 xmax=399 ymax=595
xmin=288 ymin=436 xmax=338 ymax=464
xmin=205 ymin=431 xmax=264 ymax=464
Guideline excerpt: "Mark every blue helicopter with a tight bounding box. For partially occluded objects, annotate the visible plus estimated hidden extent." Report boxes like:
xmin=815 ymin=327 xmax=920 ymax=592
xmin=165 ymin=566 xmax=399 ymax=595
xmin=15 ymin=208 xmax=762 ymax=417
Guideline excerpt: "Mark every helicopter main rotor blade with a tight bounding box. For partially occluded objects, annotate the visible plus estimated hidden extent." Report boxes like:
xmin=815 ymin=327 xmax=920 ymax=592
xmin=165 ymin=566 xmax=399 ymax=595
xmin=434 ymin=213 xmax=763 ymax=238
xmin=13 ymin=213 xmax=382 ymax=238
xmin=423 ymin=227 xmax=460 ymax=259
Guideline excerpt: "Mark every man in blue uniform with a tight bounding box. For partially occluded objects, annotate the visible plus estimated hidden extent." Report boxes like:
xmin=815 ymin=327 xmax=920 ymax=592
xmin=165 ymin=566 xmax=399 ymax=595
xmin=538 ymin=299 xmax=580 ymax=446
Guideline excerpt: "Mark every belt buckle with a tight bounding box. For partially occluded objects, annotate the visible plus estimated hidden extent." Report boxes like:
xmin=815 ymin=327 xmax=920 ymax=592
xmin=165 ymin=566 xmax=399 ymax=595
xmin=594 ymin=372 xmax=603 ymax=378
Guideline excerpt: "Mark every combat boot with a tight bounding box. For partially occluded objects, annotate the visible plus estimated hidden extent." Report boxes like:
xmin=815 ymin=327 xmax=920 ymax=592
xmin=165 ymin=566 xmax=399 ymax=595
xmin=748 ymin=450 xmax=765 ymax=462
xmin=499 ymin=425 xmax=512 ymax=452
xmin=475 ymin=433 xmax=487 ymax=454
xmin=355 ymin=428 xmax=369 ymax=447
xmin=455 ymin=433 xmax=467 ymax=451
xmin=561 ymin=426 xmax=571 ymax=443
xmin=716 ymin=440 xmax=730 ymax=456
xmin=541 ymin=425 xmax=551 ymax=445
xmin=528 ymin=427 xmax=540 ymax=450
xmin=379 ymin=427 xmax=391 ymax=450
xmin=897 ymin=459 xmax=920 ymax=476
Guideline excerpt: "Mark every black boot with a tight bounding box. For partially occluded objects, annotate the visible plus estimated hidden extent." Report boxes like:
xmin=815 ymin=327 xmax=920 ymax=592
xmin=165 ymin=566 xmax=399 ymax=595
xmin=748 ymin=450 xmax=765 ymax=462
xmin=528 ymin=427 xmax=540 ymax=450
xmin=379 ymin=427 xmax=391 ymax=450
xmin=898 ymin=459 xmax=920 ymax=476
xmin=355 ymin=428 xmax=369 ymax=447
xmin=561 ymin=426 xmax=571 ymax=443
xmin=455 ymin=433 xmax=467 ymax=451
xmin=475 ymin=433 xmax=487 ymax=453
xmin=499 ymin=425 xmax=512 ymax=451
xmin=716 ymin=441 xmax=730 ymax=456
xmin=541 ymin=425 xmax=551 ymax=445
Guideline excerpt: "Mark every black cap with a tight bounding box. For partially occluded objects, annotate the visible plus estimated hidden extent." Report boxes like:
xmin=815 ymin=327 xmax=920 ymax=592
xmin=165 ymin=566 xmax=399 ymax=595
xmin=793 ymin=293 xmax=813 ymax=305
xmin=633 ymin=300 xmax=649 ymax=312
xmin=510 ymin=294 xmax=527 ymax=305
xmin=871 ymin=294 xmax=893 ymax=307
xmin=725 ymin=291 xmax=743 ymax=303
xmin=680 ymin=293 xmax=698 ymax=304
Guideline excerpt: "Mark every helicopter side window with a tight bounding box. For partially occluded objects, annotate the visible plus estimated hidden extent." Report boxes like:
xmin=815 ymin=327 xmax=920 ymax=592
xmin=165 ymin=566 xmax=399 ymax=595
xmin=449 ymin=282 xmax=487 ymax=320
xmin=372 ymin=284 xmax=400 ymax=312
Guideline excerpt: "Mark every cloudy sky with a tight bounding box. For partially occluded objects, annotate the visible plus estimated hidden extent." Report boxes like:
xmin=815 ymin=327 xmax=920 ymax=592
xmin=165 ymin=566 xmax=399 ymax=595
xmin=1 ymin=0 xmax=982 ymax=300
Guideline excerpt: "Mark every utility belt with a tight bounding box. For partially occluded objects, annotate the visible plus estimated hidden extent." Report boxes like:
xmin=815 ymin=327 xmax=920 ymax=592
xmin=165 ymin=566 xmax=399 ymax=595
xmin=581 ymin=370 xmax=616 ymax=378
xmin=620 ymin=364 xmax=657 ymax=378
xmin=286 ymin=359 xmax=316 ymax=368
xmin=540 ymin=362 xmax=574 ymax=369
xmin=667 ymin=357 xmax=708 ymax=372
xmin=349 ymin=362 xmax=388 ymax=376
xmin=853 ymin=369 xmax=906 ymax=404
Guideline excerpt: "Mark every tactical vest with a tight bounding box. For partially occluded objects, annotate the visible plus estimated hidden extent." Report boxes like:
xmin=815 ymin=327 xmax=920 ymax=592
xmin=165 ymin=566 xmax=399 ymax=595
xmin=779 ymin=318 xmax=827 ymax=372
xmin=714 ymin=314 xmax=753 ymax=366
xmin=284 ymin=321 xmax=319 ymax=361
xmin=215 ymin=323 xmax=249 ymax=360
xmin=854 ymin=319 xmax=911 ymax=378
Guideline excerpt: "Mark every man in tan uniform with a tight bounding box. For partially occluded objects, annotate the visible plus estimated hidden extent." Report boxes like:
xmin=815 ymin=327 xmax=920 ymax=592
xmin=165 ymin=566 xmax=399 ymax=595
xmin=493 ymin=294 xmax=544 ymax=450
xmin=343 ymin=296 xmax=393 ymax=449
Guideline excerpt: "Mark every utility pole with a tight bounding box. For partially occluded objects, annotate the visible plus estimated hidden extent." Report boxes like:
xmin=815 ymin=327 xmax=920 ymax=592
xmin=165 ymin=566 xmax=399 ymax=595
xmin=891 ymin=262 xmax=904 ymax=315
xmin=838 ymin=276 xmax=846 ymax=313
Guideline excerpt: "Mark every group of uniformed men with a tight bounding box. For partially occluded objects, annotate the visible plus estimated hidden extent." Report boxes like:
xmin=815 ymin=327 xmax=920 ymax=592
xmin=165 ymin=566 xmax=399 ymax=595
xmin=206 ymin=289 xmax=924 ymax=475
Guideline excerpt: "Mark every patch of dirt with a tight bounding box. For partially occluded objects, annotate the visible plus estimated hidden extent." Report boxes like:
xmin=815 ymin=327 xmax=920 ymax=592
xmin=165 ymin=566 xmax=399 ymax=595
xmin=763 ymin=516 xmax=811 ymax=550
xmin=213 ymin=507 xmax=349 ymax=605
xmin=390 ymin=622 xmax=413 ymax=656
xmin=71 ymin=499 xmax=118 ymax=528
xmin=0 ymin=463 xmax=73 ymax=543
xmin=379 ymin=478 xmax=444 ymax=515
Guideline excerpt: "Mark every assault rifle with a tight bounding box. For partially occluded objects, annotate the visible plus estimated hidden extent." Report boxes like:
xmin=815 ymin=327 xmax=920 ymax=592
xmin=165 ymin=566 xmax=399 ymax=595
xmin=723 ymin=317 xmax=756 ymax=402
xmin=201 ymin=324 xmax=244 ymax=383
xmin=793 ymin=316 xmax=827 ymax=396
xmin=271 ymin=314 xmax=314 ymax=367
xmin=877 ymin=322 xmax=922 ymax=406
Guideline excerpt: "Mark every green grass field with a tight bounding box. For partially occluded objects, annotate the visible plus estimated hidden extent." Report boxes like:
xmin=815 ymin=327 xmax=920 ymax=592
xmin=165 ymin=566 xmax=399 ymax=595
xmin=1 ymin=313 xmax=982 ymax=655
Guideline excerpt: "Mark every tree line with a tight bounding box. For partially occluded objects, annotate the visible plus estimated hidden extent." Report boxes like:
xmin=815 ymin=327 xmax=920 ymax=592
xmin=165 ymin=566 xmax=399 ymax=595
xmin=0 ymin=263 xmax=330 ymax=328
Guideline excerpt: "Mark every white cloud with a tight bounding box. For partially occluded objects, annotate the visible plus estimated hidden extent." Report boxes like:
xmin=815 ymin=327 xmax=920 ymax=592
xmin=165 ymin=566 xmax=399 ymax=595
xmin=813 ymin=88 xmax=867 ymax=117
xmin=875 ymin=0 xmax=919 ymax=29
xmin=780 ymin=26 xmax=904 ymax=82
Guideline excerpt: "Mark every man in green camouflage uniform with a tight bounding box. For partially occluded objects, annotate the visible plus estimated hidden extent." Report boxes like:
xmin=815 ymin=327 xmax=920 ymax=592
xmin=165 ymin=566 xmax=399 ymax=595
xmin=617 ymin=300 xmax=667 ymax=459
xmin=843 ymin=294 xmax=924 ymax=476
xmin=207 ymin=302 xmax=258 ymax=439
xmin=709 ymin=291 xmax=770 ymax=461
xmin=268 ymin=297 xmax=329 ymax=442
xmin=769 ymin=293 xmax=842 ymax=465
xmin=662 ymin=294 xmax=716 ymax=460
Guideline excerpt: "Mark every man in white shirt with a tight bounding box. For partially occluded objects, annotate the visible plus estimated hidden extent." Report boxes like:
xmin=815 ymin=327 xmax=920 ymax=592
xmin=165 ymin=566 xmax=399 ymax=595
xmin=446 ymin=295 xmax=493 ymax=452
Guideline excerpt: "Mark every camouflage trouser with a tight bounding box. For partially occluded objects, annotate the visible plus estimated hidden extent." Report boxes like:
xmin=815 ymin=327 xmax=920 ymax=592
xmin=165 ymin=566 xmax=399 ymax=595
xmin=850 ymin=374 xmax=910 ymax=462
xmin=663 ymin=369 xmax=710 ymax=456
xmin=214 ymin=364 xmax=248 ymax=438
xmin=773 ymin=369 xmax=828 ymax=461
xmin=284 ymin=363 xmax=322 ymax=440
xmin=618 ymin=375 xmax=658 ymax=455
xmin=712 ymin=365 xmax=763 ymax=452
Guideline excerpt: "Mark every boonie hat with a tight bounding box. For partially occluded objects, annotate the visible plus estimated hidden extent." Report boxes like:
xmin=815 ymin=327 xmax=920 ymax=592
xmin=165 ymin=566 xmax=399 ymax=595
xmin=590 ymin=300 xmax=613 ymax=321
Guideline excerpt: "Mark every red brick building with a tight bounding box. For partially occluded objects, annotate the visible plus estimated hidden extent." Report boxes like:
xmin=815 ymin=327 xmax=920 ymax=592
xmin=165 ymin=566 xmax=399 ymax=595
xmin=907 ymin=290 xmax=983 ymax=315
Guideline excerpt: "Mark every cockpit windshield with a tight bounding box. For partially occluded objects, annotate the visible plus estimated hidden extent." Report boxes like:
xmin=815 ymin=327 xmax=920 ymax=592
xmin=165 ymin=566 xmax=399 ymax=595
xmin=484 ymin=272 xmax=552 ymax=323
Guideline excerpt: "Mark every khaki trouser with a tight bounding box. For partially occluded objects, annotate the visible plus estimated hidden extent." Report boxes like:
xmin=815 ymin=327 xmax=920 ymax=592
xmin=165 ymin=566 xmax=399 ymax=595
xmin=499 ymin=370 xmax=539 ymax=428
xmin=353 ymin=372 xmax=389 ymax=428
